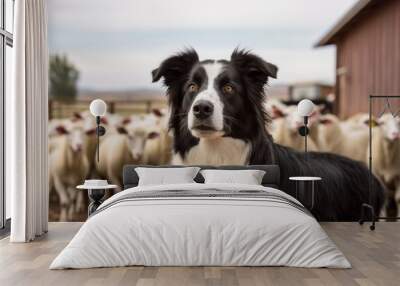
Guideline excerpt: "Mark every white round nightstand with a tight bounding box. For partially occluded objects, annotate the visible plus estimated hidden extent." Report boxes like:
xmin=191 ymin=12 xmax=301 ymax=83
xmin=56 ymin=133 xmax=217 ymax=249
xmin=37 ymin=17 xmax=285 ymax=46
xmin=289 ymin=176 xmax=322 ymax=210
xmin=76 ymin=184 xmax=118 ymax=216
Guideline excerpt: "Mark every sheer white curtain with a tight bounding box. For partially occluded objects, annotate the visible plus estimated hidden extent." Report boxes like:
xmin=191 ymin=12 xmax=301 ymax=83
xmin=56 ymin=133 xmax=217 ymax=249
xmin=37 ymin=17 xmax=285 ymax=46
xmin=7 ymin=0 xmax=49 ymax=242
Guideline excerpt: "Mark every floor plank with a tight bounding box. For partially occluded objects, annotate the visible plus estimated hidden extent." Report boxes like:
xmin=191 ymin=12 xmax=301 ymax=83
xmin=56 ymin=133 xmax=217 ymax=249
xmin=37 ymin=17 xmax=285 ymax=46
xmin=0 ymin=222 xmax=399 ymax=286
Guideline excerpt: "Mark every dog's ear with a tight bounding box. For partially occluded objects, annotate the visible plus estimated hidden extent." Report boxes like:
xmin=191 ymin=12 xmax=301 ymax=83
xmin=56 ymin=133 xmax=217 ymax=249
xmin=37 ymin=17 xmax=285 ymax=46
xmin=152 ymin=49 xmax=199 ymax=87
xmin=231 ymin=49 xmax=278 ymax=87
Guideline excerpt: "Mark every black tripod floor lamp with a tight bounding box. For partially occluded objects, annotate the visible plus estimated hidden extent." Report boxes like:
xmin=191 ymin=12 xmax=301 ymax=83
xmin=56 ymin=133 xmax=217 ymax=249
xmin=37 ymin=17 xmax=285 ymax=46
xmin=359 ymin=95 xmax=400 ymax=230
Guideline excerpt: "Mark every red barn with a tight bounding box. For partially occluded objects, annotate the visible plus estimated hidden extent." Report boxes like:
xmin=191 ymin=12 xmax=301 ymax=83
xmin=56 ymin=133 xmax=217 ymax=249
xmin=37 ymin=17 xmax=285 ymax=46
xmin=316 ymin=0 xmax=400 ymax=118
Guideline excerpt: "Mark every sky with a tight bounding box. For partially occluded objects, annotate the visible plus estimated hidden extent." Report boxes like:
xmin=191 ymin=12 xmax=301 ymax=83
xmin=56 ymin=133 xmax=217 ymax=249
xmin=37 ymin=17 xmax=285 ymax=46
xmin=48 ymin=0 xmax=358 ymax=91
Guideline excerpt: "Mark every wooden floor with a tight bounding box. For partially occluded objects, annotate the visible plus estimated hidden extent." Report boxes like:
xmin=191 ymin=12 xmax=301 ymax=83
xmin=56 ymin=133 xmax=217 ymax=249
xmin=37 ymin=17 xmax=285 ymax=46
xmin=0 ymin=222 xmax=399 ymax=286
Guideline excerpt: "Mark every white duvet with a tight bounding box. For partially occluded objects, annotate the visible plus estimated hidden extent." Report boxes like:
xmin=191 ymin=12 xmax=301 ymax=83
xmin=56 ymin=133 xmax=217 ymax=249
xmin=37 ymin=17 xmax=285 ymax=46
xmin=50 ymin=183 xmax=351 ymax=269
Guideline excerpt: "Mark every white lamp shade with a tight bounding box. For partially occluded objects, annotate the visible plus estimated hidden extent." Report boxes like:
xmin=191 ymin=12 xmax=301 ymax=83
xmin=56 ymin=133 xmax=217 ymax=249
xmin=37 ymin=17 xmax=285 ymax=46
xmin=89 ymin=99 xmax=107 ymax=117
xmin=297 ymin=99 xmax=315 ymax=117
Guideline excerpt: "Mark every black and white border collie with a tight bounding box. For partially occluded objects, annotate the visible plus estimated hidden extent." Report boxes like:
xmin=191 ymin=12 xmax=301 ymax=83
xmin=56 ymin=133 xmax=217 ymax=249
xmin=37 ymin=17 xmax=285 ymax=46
xmin=152 ymin=48 xmax=384 ymax=221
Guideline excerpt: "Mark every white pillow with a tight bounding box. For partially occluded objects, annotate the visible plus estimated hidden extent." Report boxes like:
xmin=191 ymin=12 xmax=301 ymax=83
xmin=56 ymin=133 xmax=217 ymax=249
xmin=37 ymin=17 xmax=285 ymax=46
xmin=200 ymin=169 xmax=266 ymax=185
xmin=135 ymin=167 xmax=201 ymax=186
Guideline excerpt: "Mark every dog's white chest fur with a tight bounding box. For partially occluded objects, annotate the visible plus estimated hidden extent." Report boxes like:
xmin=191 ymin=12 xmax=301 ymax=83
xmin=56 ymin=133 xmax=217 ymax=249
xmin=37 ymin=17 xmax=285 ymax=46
xmin=173 ymin=137 xmax=250 ymax=165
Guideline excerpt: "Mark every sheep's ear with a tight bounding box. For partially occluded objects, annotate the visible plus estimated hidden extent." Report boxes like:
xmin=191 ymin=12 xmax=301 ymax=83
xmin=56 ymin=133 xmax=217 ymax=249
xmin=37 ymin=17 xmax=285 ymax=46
xmin=309 ymin=109 xmax=321 ymax=118
xmin=231 ymin=48 xmax=278 ymax=88
xmin=85 ymin=128 xmax=96 ymax=135
xmin=56 ymin=125 xmax=69 ymax=135
xmin=100 ymin=117 xmax=108 ymax=125
xmin=319 ymin=117 xmax=334 ymax=125
xmin=271 ymin=106 xmax=286 ymax=119
xmin=364 ymin=117 xmax=380 ymax=127
xmin=316 ymin=104 xmax=327 ymax=113
xmin=122 ymin=117 xmax=131 ymax=125
xmin=152 ymin=108 xmax=163 ymax=117
xmin=147 ymin=132 xmax=160 ymax=139
xmin=73 ymin=112 xmax=83 ymax=120
xmin=151 ymin=49 xmax=199 ymax=87
xmin=117 ymin=126 xmax=128 ymax=134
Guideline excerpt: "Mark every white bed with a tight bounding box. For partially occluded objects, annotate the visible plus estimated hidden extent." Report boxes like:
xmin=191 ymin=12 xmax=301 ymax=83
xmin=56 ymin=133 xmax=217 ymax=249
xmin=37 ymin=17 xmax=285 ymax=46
xmin=50 ymin=183 xmax=350 ymax=269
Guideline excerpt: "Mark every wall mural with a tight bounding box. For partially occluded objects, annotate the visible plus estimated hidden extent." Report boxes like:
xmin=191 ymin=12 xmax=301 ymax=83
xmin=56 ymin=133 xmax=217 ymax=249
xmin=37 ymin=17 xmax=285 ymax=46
xmin=47 ymin=0 xmax=400 ymax=222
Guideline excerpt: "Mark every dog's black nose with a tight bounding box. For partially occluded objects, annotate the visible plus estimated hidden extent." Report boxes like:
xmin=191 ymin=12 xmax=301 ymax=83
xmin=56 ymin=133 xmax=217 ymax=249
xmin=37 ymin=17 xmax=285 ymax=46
xmin=193 ymin=100 xmax=214 ymax=119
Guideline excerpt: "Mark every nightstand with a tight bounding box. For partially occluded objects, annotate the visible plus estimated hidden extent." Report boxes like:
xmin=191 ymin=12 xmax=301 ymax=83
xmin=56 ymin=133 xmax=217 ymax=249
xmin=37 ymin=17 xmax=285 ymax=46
xmin=289 ymin=176 xmax=322 ymax=210
xmin=76 ymin=183 xmax=118 ymax=216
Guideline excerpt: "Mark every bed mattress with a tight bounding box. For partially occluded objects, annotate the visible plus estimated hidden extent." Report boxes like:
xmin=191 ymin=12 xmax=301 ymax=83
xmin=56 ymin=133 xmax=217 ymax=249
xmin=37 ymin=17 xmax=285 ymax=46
xmin=50 ymin=183 xmax=350 ymax=269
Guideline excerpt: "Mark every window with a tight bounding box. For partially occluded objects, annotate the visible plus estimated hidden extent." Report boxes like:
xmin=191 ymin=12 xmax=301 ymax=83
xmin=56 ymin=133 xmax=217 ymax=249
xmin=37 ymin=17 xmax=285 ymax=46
xmin=0 ymin=0 xmax=14 ymax=231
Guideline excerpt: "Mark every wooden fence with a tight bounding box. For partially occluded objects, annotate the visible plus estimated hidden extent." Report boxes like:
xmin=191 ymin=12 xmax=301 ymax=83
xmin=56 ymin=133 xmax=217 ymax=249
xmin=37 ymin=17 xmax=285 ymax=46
xmin=49 ymin=99 xmax=167 ymax=119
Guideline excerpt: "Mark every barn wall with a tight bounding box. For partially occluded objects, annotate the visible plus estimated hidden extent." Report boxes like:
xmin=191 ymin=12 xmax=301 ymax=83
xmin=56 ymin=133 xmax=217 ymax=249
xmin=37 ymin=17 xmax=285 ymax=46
xmin=336 ymin=0 xmax=400 ymax=118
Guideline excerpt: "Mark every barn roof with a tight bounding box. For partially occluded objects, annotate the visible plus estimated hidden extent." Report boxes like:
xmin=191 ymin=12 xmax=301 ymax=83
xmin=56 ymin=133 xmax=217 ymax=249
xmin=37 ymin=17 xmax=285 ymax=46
xmin=315 ymin=0 xmax=380 ymax=47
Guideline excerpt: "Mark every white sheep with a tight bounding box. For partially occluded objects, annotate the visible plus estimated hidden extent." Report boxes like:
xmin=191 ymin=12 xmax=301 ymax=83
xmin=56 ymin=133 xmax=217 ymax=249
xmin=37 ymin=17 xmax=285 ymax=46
xmin=121 ymin=109 xmax=173 ymax=165
xmin=143 ymin=127 xmax=172 ymax=165
xmin=317 ymin=114 xmax=370 ymax=163
xmin=54 ymin=113 xmax=98 ymax=213
xmin=264 ymin=99 xmax=288 ymax=136
xmin=142 ymin=109 xmax=173 ymax=165
xmin=370 ymin=113 xmax=400 ymax=217
xmin=95 ymin=123 xmax=148 ymax=190
xmin=317 ymin=114 xmax=342 ymax=153
xmin=70 ymin=111 xmax=123 ymax=173
xmin=49 ymin=123 xmax=90 ymax=221
xmin=270 ymin=104 xmax=319 ymax=152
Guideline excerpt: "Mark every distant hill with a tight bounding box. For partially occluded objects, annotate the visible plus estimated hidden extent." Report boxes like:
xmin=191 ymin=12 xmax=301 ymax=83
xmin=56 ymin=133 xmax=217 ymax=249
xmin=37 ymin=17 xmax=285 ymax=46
xmin=78 ymin=88 xmax=166 ymax=102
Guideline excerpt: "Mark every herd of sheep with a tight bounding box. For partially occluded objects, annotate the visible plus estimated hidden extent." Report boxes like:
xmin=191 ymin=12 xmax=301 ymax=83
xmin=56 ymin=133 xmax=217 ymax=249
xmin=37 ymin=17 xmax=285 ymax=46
xmin=48 ymin=108 xmax=172 ymax=221
xmin=267 ymin=99 xmax=400 ymax=217
xmin=48 ymin=100 xmax=400 ymax=221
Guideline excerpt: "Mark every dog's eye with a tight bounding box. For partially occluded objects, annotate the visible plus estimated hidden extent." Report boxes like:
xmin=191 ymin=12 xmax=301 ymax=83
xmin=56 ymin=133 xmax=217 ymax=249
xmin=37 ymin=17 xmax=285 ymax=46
xmin=188 ymin=83 xmax=199 ymax=93
xmin=222 ymin=84 xmax=233 ymax=94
